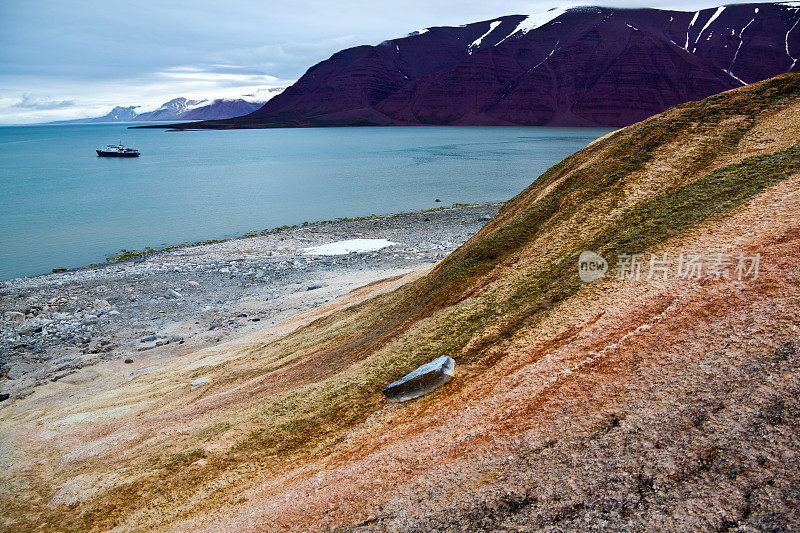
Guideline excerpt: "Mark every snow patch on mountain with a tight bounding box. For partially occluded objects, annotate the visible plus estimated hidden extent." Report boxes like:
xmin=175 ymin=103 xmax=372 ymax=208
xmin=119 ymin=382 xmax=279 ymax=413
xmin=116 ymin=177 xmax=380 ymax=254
xmin=407 ymin=28 xmax=430 ymax=37
xmin=496 ymin=7 xmax=570 ymax=46
xmin=685 ymin=11 xmax=701 ymax=49
xmin=514 ymin=7 xmax=569 ymax=35
xmin=240 ymin=86 xmax=285 ymax=102
xmin=693 ymin=6 xmax=725 ymax=52
xmin=468 ymin=20 xmax=502 ymax=53
xmin=727 ymin=14 xmax=757 ymax=80
xmin=788 ymin=18 xmax=799 ymax=68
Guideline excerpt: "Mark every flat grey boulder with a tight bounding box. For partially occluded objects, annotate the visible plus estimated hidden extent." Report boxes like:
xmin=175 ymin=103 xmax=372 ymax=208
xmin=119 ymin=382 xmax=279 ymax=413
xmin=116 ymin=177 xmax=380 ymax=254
xmin=164 ymin=289 xmax=183 ymax=299
xmin=4 ymin=311 xmax=25 ymax=322
xmin=382 ymin=355 xmax=454 ymax=402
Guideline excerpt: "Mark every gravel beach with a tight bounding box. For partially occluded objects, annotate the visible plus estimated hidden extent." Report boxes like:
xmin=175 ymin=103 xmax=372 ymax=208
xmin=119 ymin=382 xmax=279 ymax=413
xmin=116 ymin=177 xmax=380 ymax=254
xmin=0 ymin=202 xmax=501 ymax=400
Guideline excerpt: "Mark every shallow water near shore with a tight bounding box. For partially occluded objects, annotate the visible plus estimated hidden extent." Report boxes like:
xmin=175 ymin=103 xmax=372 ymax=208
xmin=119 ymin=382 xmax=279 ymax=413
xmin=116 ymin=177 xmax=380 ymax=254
xmin=0 ymin=124 xmax=610 ymax=280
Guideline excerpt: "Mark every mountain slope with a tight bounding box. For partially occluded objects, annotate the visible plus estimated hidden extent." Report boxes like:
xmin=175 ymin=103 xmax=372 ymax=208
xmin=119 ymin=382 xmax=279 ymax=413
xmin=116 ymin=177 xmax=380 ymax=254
xmin=172 ymin=2 xmax=799 ymax=129
xmin=2 ymin=74 xmax=800 ymax=531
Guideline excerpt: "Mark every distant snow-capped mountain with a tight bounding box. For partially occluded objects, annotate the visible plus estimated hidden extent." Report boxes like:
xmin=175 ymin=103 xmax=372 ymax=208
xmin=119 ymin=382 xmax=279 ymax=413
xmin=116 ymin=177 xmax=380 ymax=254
xmin=48 ymin=93 xmax=283 ymax=124
xmin=63 ymin=105 xmax=139 ymax=123
xmin=133 ymin=97 xmax=209 ymax=121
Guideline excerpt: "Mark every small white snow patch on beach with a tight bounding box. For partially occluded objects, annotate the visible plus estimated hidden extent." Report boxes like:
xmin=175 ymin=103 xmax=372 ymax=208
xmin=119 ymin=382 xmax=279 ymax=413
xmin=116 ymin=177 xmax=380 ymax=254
xmin=304 ymin=239 xmax=397 ymax=256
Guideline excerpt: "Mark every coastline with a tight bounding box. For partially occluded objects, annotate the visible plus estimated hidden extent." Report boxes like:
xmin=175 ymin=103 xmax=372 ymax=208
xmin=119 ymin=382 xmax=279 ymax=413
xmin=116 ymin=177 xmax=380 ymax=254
xmin=0 ymin=202 xmax=501 ymax=400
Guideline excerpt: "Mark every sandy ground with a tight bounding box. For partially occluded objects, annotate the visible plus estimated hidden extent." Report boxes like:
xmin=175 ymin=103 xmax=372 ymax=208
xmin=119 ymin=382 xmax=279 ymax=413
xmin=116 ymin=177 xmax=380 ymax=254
xmin=0 ymin=203 xmax=500 ymax=400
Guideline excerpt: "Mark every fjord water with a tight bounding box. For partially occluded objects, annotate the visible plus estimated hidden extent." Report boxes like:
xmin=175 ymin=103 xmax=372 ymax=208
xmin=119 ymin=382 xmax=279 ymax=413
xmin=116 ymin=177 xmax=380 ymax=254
xmin=0 ymin=124 xmax=611 ymax=280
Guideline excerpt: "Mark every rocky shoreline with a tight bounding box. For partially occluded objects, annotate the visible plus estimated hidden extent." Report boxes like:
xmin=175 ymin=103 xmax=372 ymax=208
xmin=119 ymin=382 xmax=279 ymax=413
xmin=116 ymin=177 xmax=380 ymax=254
xmin=0 ymin=202 xmax=500 ymax=400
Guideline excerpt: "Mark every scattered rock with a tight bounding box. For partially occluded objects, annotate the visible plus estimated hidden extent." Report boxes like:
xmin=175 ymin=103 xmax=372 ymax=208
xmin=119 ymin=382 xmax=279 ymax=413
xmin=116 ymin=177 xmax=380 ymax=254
xmin=124 ymin=358 xmax=134 ymax=364
xmin=50 ymin=371 xmax=75 ymax=382
xmin=6 ymin=362 xmax=35 ymax=381
xmin=190 ymin=378 xmax=208 ymax=391
xmin=4 ymin=311 xmax=25 ymax=322
xmin=19 ymin=324 xmax=42 ymax=335
xmin=435 ymin=199 xmax=442 ymax=202
xmin=382 ymin=355 xmax=455 ymax=402
xmin=86 ymin=339 xmax=114 ymax=354
xmin=209 ymin=323 xmax=223 ymax=331
xmin=0 ymin=393 xmax=9 ymax=402
xmin=0 ymin=202 xmax=500 ymax=398
xmin=478 ymin=215 xmax=493 ymax=222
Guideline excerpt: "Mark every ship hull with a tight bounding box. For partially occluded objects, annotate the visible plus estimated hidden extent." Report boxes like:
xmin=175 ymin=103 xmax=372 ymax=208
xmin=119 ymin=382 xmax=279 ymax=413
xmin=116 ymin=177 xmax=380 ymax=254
xmin=96 ymin=150 xmax=139 ymax=157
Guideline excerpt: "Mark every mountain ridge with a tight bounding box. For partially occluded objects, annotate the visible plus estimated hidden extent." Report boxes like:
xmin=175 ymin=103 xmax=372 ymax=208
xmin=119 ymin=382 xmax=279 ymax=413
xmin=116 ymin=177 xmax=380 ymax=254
xmin=155 ymin=2 xmax=800 ymax=130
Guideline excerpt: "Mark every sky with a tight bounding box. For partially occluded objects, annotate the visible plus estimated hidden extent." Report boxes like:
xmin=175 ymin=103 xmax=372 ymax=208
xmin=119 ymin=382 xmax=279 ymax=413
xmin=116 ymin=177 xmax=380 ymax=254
xmin=0 ymin=0 xmax=770 ymax=124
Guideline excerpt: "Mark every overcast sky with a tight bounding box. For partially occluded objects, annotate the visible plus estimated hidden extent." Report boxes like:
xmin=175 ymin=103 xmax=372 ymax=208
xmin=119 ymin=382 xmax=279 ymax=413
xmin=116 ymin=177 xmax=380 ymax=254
xmin=0 ymin=0 xmax=766 ymax=124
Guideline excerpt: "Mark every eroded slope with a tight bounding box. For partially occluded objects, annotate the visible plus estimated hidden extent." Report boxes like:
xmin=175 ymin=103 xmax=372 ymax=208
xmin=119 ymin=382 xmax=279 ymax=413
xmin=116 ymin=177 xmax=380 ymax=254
xmin=1 ymin=74 xmax=800 ymax=532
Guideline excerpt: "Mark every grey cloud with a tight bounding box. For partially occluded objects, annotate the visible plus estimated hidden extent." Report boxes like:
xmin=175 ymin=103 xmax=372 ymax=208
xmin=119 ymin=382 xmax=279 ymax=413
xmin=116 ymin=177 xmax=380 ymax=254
xmin=13 ymin=94 xmax=76 ymax=110
xmin=209 ymin=35 xmax=362 ymax=80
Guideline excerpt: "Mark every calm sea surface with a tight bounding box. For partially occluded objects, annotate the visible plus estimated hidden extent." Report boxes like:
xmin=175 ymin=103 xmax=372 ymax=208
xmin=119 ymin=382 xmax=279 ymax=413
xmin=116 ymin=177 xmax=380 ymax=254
xmin=0 ymin=124 xmax=611 ymax=280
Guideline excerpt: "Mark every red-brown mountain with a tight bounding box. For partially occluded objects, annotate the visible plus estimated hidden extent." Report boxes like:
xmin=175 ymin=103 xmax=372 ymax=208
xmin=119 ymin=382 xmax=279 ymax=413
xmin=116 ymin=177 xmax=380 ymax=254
xmin=168 ymin=2 xmax=800 ymax=129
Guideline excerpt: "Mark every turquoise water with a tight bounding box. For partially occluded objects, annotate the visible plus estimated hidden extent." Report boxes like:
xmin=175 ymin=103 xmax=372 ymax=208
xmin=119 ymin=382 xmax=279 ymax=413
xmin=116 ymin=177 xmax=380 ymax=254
xmin=0 ymin=124 xmax=611 ymax=280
